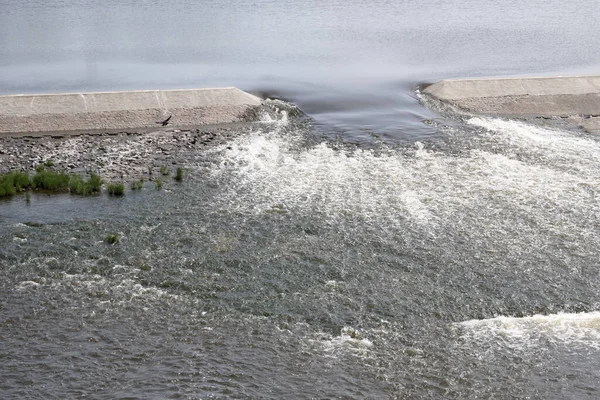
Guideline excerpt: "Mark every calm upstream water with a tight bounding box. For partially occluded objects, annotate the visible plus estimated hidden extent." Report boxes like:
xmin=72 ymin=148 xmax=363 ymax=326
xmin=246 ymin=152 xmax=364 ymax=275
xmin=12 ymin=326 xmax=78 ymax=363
xmin=2 ymin=1 xmax=600 ymax=398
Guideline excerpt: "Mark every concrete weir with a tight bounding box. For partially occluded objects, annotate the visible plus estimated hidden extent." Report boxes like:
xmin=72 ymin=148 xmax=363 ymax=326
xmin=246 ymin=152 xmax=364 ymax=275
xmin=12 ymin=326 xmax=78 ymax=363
xmin=0 ymin=87 xmax=263 ymax=134
xmin=422 ymin=75 xmax=600 ymax=132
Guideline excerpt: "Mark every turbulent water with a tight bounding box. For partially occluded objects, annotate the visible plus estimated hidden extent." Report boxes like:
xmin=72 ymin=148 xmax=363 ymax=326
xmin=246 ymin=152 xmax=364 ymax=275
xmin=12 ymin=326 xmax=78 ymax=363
xmin=2 ymin=111 xmax=600 ymax=398
xmin=2 ymin=0 xmax=600 ymax=398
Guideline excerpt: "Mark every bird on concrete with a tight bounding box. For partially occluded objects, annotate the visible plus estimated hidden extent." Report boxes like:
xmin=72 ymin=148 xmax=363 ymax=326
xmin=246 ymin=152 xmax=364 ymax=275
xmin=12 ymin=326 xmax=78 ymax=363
xmin=157 ymin=115 xmax=172 ymax=126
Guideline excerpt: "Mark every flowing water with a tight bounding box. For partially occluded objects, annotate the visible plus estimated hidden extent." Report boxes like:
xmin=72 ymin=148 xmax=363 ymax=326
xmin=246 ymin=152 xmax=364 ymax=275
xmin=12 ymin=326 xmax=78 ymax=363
xmin=2 ymin=1 xmax=600 ymax=399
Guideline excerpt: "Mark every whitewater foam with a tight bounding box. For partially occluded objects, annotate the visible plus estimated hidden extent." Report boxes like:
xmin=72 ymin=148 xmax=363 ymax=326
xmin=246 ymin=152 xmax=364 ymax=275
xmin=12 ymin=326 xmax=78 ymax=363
xmin=206 ymin=117 xmax=600 ymax=253
xmin=458 ymin=312 xmax=600 ymax=349
xmin=468 ymin=117 xmax=600 ymax=175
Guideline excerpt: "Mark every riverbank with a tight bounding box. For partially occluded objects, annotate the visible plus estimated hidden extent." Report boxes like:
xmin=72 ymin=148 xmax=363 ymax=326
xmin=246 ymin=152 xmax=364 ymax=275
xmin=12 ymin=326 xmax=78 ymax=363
xmin=0 ymin=96 xmax=297 ymax=186
xmin=0 ymin=89 xmax=293 ymax=186
xmin=0 ymin=124 xmax=257 ymax=184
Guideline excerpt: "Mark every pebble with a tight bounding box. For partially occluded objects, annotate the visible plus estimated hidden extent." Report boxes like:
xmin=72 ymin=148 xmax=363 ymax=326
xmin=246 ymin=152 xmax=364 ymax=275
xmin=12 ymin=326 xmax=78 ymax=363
xmin=0 ymin=125 xmax=256 ymax=182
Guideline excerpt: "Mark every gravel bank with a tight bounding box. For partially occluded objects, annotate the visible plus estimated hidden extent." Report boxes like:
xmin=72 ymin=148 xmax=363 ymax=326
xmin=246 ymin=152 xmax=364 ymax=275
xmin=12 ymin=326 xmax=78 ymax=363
xmin=0 ymin=99 xmax=299 ymax=187
xmin=0 ymin=125 xmax=255 ymax=183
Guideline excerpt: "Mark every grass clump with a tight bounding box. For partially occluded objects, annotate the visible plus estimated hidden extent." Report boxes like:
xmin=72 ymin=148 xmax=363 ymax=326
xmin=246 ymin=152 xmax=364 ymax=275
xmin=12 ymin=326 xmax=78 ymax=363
xmin=88 ymin=173 xmax=102 ymax=192
xmin=11 ymin=171 xmax=31 ymax=190
xmin=0 ymin=175 xmax=17 ymax=197
xmin=155 ymin=178 xmax=163 ymax=190
xmin=32 ymin=170 xmax=70 ymax=191
xmin=104 ymin=233 xmax=120 ymax=244
xmin=69 ymin=173 xmax=102 ymax=196
xmin=107 ymin=182 xmax=125 ymax=196
xmin=0 ymin=171 xmax=31 ymax=196
xmin=130 ymin=179 xmax=144 ymax=190
xmin=174 ymin=167 xmax=184 ymax=182
xmin=160 ymin=166 xmax=170 ymax=176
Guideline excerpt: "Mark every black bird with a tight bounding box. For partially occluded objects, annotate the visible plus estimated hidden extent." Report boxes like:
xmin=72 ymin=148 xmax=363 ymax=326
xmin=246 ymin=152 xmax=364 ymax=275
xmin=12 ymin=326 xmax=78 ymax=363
xmin=157 ymin=115 xmax=172 ymax=126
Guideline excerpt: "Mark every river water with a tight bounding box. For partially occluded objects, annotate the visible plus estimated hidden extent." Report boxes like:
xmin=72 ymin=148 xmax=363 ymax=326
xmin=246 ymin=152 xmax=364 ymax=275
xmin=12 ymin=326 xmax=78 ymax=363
xmin=2 ymin=1 xmax=600 ymax=399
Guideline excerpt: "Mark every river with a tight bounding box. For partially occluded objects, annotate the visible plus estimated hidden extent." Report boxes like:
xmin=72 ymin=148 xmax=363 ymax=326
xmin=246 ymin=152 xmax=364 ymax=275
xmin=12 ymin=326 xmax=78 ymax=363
xmin=1 ymin=1 xmax=600 ymax=398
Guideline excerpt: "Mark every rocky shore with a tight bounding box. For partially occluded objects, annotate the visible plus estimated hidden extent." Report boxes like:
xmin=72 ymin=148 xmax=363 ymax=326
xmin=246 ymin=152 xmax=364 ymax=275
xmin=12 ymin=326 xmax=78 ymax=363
xmin=0 ymin=124 xmax=256 ymax=183
xmin=0 ymin=99 xmax=298 ymax=187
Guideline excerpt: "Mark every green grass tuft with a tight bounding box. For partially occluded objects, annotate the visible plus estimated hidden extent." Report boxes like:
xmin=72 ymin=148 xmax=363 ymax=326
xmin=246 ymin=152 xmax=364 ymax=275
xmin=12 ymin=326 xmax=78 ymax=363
xmin=0 ymin=179 xmax=16 ymax=197
xmin=107 ymin=182 xmax=125 ymax=196
xmin=104 ymin=233 xmax=120 ymax=244
xmin=155 ymin=178 xmax=163 ymax=190
xmin=69 ymin=173 xmax=102 ymax=196
xmin=160 ymin=166 xmax=170 ymax=176
xmin=0 ymin=171 xmax=31 ymax=196
xmin=130 ymin=179 xmax=144 ymax=190
xmin=174 ymin=167 xmax=184 ymax=182
xmin=32 ymin=170 xmax=70 ymax=191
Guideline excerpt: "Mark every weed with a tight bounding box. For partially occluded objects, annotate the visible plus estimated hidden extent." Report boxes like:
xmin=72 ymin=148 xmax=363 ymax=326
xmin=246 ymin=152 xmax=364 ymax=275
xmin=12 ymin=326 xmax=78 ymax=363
xmin=175 ymin=167 xmax=184 ymax=182
xmin=107 ymin=182 xmax=125 ymax=196
xmin=130 ymin=179 xmax=144 ymax=190
xmin=160 ymin=165 xmax=170 ymax=176
xmin=69 ymin=174 xmax=101 ymax=196
xmin=69 ymin=176 xmax=83 ymax=194
xmin=0 ymin=177 xmax=16 ymax=197
xmin=0 ymin=171 xmax=30 ymax=197
xmin=155 ymin=178 xmax=163 ymax=190
xmin=44 ymin=159 xmax=55 ymax=167
xmin=32 ymin=170 xmax=70 ymax=191
xmin=88 ymin=173 xmax=102 ymax=192
xmin=11 ymin=171 xmax=31 ymax=189
xmin=104 ymin=233 xmax=120 ymax=244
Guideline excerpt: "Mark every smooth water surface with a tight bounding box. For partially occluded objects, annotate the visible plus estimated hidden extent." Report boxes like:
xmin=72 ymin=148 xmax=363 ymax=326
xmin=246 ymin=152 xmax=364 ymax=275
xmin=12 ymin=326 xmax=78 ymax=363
xmin=1 ymin=0 xmax=599 ymax=139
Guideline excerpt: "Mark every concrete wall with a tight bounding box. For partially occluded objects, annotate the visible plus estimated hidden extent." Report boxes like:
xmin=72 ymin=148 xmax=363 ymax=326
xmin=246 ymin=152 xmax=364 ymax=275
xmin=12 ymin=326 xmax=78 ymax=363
xmin=422 ymin=75 xmax=600 ymax=117
xmin=0 ymin=87 xmax=263 ymax=134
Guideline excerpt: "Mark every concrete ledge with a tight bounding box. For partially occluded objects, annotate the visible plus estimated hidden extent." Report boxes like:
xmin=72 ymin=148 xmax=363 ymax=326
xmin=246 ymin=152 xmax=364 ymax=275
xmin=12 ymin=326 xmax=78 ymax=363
xmin=0 ymin=87 xmax=263 ymax=134
xmin=422 ymin=75 xmax=600 ymax=118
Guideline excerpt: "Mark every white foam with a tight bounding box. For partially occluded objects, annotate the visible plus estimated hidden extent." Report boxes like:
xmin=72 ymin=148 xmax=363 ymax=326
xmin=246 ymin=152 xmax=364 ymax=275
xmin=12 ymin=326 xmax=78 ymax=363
xmin=310 ymin=326 xmax=373 ymax=357
xmin=468 ymin=117 xmax=600 ymax=175
xmin=17 ymin=281 xmax=40 ymax=290
xmin=458 ymin=312 xmax=600 ymax=349
xmin=207 ymin=120 xmax=600 ymax=243
xmin=211 ymin=132 xmax=440 ymax=226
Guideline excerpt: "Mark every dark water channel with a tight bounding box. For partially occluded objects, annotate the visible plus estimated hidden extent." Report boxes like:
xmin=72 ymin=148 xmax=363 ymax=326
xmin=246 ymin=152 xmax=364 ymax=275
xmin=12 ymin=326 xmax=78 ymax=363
xmin=2 ymin=1 xmax=600 ymax=398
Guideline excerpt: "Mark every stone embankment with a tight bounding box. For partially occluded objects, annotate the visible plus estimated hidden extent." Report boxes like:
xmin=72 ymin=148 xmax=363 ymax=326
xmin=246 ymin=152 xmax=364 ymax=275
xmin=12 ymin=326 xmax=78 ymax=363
xmin=422 ymin=75 xmax=600 ymax=133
